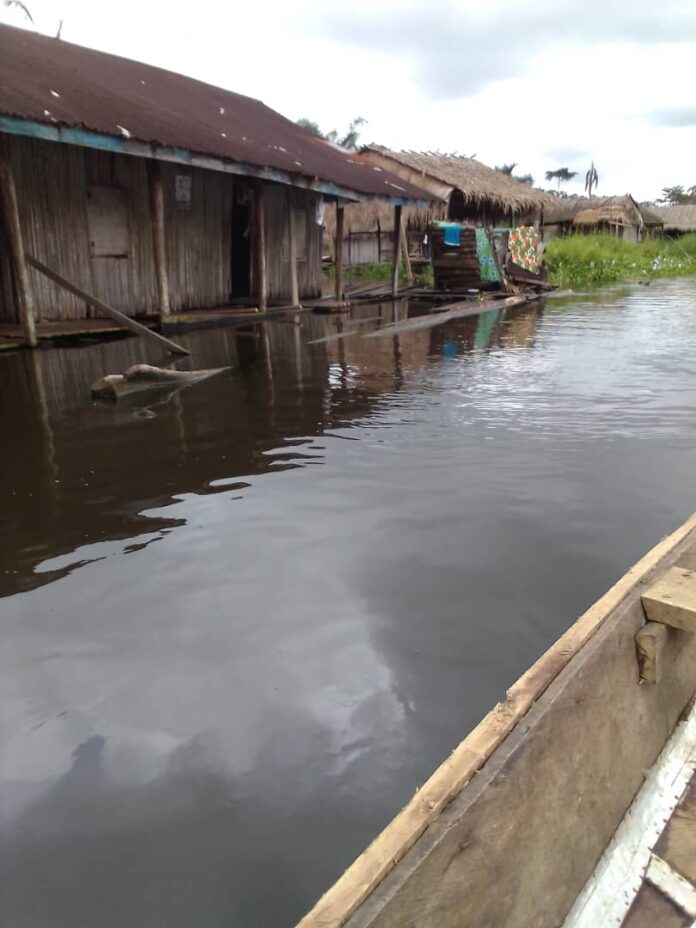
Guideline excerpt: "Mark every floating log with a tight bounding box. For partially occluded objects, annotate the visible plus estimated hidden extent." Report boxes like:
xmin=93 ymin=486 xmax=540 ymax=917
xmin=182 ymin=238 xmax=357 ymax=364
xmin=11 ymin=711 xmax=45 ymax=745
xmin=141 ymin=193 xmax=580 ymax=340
xmin=91 ymin=363 xmax=226 ymax=400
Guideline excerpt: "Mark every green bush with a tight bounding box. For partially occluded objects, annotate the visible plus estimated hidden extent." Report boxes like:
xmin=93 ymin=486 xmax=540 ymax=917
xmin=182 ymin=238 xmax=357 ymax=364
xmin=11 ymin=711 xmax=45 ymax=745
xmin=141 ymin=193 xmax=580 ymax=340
xmin=545 ymin=233 xmax=696 ymax=288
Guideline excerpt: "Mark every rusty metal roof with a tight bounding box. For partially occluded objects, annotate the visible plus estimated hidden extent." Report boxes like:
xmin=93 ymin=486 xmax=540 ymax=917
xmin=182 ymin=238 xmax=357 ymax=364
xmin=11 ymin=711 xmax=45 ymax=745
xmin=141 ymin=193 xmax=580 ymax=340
xmin=0 ymin=25 xmax=434 ymax=204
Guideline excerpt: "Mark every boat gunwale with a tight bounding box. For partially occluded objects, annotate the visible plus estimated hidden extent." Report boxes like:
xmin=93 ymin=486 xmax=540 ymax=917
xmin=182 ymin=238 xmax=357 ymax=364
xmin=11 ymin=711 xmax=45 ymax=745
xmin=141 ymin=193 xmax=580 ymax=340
xmin=297 ymin=511 xmax=696 ymax=928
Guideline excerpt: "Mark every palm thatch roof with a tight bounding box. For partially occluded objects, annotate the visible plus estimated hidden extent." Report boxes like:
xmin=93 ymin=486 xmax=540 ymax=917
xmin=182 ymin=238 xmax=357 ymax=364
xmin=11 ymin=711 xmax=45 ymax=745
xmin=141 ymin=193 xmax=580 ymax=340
xmin=360 ymin=147 xmax=553 ymax=212
xmin=545 ymin=195 xmax=662 ymax=229
xmin=652 ymin=205 xmax=696 ymax=232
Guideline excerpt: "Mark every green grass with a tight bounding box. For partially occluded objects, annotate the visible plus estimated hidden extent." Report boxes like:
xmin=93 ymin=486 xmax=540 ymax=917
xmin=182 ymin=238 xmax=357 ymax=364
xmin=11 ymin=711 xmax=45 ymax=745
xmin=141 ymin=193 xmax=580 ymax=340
xmin=545 ymin=233 xmax=696 ymax=288
xmin=325 ymin=261 xmax=434 ymax=288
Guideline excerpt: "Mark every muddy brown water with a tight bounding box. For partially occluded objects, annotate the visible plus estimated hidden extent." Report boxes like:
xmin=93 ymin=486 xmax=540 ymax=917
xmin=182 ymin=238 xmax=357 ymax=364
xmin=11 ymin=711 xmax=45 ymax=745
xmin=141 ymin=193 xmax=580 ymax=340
xmin=2 ymin=279 xmax=696 ymax=927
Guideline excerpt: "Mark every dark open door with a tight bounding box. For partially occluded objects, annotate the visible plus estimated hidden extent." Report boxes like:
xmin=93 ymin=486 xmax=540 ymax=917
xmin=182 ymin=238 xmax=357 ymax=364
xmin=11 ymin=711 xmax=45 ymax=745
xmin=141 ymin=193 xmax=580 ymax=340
xmin=231 ymin=184 xmax=251 ymax=298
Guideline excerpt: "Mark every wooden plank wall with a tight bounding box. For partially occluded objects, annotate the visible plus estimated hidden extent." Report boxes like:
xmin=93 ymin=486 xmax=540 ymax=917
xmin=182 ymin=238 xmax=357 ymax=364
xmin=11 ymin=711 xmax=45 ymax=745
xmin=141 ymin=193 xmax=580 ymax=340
xmin=160 ymin=161 xmax=233 ymax=312
xmin=1 ymin=135 xmax=321 ymax=321
xmin=264 ymin=184 xmax=322 ymax=301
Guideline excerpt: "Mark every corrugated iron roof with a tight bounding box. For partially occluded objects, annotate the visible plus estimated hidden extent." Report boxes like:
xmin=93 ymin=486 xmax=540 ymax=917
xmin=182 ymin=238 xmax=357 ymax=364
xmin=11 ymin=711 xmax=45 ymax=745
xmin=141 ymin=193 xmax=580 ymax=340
xmin=0 ymin=25 xmax=434 ymax=204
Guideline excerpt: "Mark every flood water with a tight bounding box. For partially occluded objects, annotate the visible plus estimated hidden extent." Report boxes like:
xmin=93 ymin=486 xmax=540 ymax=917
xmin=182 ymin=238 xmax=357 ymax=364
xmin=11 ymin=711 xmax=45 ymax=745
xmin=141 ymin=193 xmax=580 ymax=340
xmin=2 ymin=278 xmax=696 ymax=927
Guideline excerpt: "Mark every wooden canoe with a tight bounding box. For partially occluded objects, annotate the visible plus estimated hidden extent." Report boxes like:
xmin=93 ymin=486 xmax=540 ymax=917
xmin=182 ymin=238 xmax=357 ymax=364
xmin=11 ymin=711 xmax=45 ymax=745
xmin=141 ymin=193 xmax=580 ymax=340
xmin=298 ymin=513 xmax=696 ymax=928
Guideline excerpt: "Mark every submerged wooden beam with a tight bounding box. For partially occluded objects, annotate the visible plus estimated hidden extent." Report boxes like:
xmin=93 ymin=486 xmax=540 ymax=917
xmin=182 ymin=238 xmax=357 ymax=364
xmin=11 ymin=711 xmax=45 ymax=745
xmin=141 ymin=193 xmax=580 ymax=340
xmin=0 ymin=140 xmax=37 ymax=347
xmin=255 ymin=181 xmax=267 ymax=313
xmin=148 ymin=160 xmax=171 ymax=320
xmin=391 ymin=204 xmax=402 ymax=297
xmin=642 ymin=566 xmax=696 ymax=633
xmin=26 ymin=256 xmax=189 ymax=355
xmin=335 ymin=203 xmax=345 ymax=304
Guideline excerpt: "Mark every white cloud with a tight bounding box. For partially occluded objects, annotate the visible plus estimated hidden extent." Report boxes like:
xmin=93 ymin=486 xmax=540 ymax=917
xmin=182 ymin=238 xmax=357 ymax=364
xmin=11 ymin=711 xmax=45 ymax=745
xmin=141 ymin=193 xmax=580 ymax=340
xmin=1 ymin=0 xmax=694 ymax=200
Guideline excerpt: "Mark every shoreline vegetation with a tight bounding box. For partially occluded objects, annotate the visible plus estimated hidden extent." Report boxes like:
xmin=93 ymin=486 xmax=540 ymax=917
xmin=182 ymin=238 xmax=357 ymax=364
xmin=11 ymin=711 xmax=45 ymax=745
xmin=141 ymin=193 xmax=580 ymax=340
xmin=328 ymin=233 xmax=696 ymax=294
xmin=544 ymin=233 xmax=696 ymax=288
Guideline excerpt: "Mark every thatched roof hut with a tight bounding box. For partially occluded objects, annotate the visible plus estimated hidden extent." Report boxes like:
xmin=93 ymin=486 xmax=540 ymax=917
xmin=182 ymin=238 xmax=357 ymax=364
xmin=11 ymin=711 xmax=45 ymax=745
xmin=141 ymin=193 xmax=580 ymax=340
xmin=652 ymin=205 xmax=696 ymax=235
xmin=543 ymin=195 xmax=663 ymax=243
xmin=360 ymin=147 xmax=552 ymax=220
xmin=325 ymin=147 xmax=552 ymax=261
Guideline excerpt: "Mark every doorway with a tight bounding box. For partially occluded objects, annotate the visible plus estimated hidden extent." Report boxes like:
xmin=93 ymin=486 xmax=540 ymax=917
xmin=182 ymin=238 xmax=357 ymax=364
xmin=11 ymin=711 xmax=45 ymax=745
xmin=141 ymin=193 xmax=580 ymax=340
xmin=231 ymin=184 xmax=251 ymax=299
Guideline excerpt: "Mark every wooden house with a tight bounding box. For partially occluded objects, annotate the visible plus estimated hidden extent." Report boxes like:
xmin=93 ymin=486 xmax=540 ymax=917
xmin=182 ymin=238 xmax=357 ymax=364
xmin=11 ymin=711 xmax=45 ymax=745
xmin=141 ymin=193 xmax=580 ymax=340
xmin=325 ymin=147 xmax=552 ymax=265
xmin=0 ymin=26 xmax=432 ymax=347
xmin=652 ymin=204 xmax=696 ymax=238
xmin=543 ymin=195 xmax=663 ymax=243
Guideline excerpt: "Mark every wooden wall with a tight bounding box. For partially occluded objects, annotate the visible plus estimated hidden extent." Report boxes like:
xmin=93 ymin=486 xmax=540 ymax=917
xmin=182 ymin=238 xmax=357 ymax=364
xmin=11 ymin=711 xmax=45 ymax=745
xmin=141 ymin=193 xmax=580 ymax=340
xmin=263 ymin=185 xmax=322 ymax=302
xmin=0 ymin=135 xmax=321 ymax=322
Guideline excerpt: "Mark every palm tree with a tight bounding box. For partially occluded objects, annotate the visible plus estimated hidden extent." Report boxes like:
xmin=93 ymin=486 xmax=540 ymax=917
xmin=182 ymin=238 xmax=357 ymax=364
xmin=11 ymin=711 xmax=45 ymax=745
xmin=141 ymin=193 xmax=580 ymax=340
xmin=545 ymin=167 xmax=578 ymax=193
xmin=584 ymin=162 xmax=599 ymax=197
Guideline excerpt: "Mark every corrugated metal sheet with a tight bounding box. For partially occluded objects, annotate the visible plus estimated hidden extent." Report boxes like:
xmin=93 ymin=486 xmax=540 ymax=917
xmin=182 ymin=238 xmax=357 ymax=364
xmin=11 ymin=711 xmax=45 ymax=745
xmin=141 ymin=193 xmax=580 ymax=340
xmin=0 ymin=24 xmax=433 ymax=204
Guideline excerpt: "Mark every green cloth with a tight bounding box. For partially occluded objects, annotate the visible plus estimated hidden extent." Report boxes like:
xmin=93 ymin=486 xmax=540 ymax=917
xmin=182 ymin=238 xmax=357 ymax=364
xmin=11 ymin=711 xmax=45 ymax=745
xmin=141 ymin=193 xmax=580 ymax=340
xmin=475 ymin=229 xmax=500 ymax=282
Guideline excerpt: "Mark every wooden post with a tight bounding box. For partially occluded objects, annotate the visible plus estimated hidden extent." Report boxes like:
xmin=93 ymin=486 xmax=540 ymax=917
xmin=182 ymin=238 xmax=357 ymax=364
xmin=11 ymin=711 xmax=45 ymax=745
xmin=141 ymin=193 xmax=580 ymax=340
xmin=391 ymin=204 xmax=402 ymax=297
xmin=0 ymin=141 xmax=37 ymax=347
xmin=377 ymin=219 xmax=382 ymax=264
xmin=400 ymin=214 xmax=413 ymax=286
xmin=335 ymin=203 xmax=344 ymax=303
xmin=148 ymin=160 xmax=170 ymax=320
xmin=255 ymin=181 xmax=267 ymax=312
xmin=287 ymin=188 xmax=300 ymax=308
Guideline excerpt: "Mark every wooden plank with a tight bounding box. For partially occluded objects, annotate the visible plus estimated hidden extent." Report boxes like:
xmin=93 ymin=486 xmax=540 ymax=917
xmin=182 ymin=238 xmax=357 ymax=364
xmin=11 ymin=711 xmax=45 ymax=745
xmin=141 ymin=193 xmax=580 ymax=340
xmin=642 ymin=567 xmax=696 ymax=632
xmin=645 ymin=854 xmax=696 ymax=918
xmin=26 ymin=255 xmax=189 ymax=355
xmin=622 ymin=883 xmax=691 ymax=928
xmin=563 ymin=700 xmax=696 ymax=928
xmin=635 ymin=621 xmax=671 ymax=684
xmin=391 ymin=205 xmax=402 ymax=297
xmin=363 ymin=294 xmax=535 ymax=340
xmin=335 ymin=203 xmax=345 ymax=303
xmin=656 ymin=776 xmax=696 ymax=885
xmin=0 ymin=139 xmax=37 ymax=346
xmin=297 ymin=515 xmax=696 ymax=928
xmin=148 ymin=160 xmax=171 ymax=319
xmin=255 ymin=181 xmax=267 ymax=312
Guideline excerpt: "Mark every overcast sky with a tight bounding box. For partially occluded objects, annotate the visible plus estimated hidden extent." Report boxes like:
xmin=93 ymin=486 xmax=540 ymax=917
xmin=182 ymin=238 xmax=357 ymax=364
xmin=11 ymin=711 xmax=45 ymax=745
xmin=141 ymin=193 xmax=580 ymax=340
xmin=2 ymin=0 xmax=695 ymax=201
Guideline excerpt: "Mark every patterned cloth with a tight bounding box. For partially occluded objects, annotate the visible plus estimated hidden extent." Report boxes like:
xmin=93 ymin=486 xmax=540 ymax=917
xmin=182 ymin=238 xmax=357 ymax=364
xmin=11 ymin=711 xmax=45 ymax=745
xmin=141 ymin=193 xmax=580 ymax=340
xmin=475 ymin=228 xmax=500 ymax=282
xmin=508 ymin=226 xmax=541 ymax=273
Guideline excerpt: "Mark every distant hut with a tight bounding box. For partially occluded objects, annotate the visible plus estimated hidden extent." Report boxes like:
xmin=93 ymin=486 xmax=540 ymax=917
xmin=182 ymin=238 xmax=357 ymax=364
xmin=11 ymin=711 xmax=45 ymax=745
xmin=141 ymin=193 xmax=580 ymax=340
xmin=652 ymin=205 xmax=696 ymax=238
xmin=0 ymin=26 xmax=431 ymax=346
xmin=543 ymin=195 xmax=663 ymax=243
xmin=325 ymin=147 xmax=552 ymax=265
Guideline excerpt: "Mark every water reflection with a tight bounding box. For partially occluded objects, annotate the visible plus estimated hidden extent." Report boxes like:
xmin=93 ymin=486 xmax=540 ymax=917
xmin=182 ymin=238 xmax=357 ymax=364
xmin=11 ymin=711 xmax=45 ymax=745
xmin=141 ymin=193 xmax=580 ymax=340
xmin=2 ymin=280 xmax=696 ymax=926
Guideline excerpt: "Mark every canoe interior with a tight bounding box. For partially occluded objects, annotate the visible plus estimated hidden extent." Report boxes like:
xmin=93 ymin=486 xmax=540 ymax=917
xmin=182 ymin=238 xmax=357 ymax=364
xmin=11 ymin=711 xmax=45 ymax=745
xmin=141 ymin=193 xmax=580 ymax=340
xmin=298 ymin=514 xmax=696 ymax=928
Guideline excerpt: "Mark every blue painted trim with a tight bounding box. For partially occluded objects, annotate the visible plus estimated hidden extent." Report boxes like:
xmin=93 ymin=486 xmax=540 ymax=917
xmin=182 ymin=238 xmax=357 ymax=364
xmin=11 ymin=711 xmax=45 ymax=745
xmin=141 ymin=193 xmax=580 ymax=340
xmin=0 ymin=117 xmax=430 ymax=206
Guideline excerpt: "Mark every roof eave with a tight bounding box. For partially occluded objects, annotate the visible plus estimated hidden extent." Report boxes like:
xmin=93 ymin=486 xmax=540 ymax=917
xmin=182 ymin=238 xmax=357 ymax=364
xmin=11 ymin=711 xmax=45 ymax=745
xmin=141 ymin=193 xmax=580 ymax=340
xmin=0 ymin=116 xmax=432 ymax=205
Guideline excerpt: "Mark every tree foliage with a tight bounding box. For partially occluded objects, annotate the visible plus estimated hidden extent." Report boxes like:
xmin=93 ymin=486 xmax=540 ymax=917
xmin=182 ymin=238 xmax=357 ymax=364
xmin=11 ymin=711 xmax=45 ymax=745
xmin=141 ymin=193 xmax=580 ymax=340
xmin=657 ymin=185 xmax=696 ymax=205
xmin=294 ymin=116 xmax=367 ymax=151
xmin=494 ymin=161 xmax=535 ymax=186
xmin=544 ymin=167 xmax=578 ymax=191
